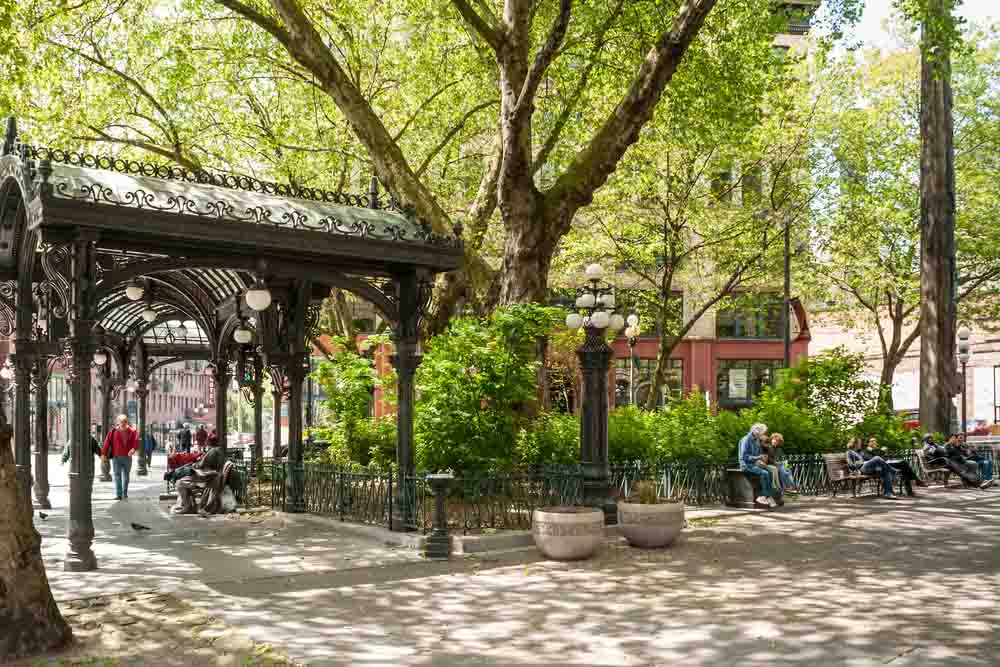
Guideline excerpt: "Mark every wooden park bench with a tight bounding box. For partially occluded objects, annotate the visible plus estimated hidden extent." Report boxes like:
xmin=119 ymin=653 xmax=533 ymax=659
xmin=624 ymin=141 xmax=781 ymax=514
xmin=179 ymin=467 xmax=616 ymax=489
xmin=915 ymin=449 xmax=954 ymax=487
xmin=824 ymin=453 xmax=880 ymax=497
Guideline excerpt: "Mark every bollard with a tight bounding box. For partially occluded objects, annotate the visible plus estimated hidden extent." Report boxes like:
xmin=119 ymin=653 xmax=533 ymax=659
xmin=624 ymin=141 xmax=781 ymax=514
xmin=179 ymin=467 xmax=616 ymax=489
xmin=424 ymin=473 xmax=454 ymax=559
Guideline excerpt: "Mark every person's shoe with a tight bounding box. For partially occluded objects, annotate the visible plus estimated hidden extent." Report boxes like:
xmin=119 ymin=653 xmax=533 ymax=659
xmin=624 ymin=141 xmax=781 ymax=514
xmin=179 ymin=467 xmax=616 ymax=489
xmin=123 ymin=494 xmax=128 ymax=499
xmin=883 ymin=494 xmax=899 ymax=500
xmin=766 ymin=497 xmax=778 ymax=508
xmin=115 ymin=496 xmax=122 ymax=501
xmin=755 ymin=496 xmax=770 ymax=505
xmin=916 ymin=479 xmax=928 ymax=487
xmin=980 ymin=479 xmax=994 ymax=489
xmin=784 ymin=487 xmax=800 ymax=495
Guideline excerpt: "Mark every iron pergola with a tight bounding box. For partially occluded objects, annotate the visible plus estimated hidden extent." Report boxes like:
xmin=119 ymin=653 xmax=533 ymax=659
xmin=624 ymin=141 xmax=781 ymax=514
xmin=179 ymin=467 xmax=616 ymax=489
xmin=0 ymin=117 xmax=462 ymax=571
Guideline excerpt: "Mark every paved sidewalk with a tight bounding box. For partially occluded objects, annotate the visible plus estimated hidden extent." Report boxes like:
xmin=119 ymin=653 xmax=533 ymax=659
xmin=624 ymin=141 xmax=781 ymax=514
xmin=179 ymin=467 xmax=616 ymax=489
xmin=31 ymin=455 xmax=1000 ymax=665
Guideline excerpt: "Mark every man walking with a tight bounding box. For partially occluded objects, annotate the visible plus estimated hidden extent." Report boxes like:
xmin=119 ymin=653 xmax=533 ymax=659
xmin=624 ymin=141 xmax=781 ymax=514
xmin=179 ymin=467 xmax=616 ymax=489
xmin=194 ymin=424 xmax=208 ymax=451
xmin=178 ymin=424 xmax=192 ymax=453
xmin=102 ymin=414 xmax=139 ymax=500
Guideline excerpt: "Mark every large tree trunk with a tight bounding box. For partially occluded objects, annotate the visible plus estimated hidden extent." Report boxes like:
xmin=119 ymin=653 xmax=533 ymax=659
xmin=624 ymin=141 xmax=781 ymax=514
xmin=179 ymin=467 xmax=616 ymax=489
xmin=879 ymin=355 xmax=901 ymax=414
xmin=918 ymin=1 xmax=958 ymax=436
xmin=0 ymin=416 xmax=73 ymax=659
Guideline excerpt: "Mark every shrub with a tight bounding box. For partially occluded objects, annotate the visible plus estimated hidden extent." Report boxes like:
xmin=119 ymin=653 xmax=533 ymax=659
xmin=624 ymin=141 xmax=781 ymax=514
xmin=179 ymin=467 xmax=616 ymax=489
xmin=414 ymin=304 xmax=561 ymax=471
xmin=608 ymin=406 xmax=655 ymax=463
xmin=747 ymin=388 xmax=828 ymax=454
xmin=649 ymin=392 xmax=732 ymax=461
xmin=851 ymin=412 xmax=913 ymax=451
xmin=514 ymin=413 xmax=579 ymax=465
xmin=714 ymin=409 xmax=751 ymax=457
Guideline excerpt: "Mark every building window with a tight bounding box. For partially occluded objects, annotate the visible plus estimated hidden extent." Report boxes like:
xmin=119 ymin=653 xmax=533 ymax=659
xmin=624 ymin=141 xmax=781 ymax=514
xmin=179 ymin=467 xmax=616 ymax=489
xmin=716 ymin=359 xmax=782 ymax=408
xmin=716 ymin=295 xmax=783 ymax=339
xmin=614 ymin=357 xmax=684 ymax=407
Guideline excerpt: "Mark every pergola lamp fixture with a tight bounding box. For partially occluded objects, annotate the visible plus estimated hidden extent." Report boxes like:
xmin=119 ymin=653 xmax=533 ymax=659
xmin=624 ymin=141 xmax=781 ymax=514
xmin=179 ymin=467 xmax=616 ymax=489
xmin=125 ymin=280 xmax=145 ymax=302
xmin=245 ymin=283 xmax=272 ymax=312
xmin=0 ymin=362 xmax=12 ymax=381
xmin=564 ymin=264 xmax=626 ymax=332
xmin=234 ymin=322 xmax=253 ymax=345
xmin=93 ymin=350 xmax=108 ymax=365
xmin=141 ymin=307 xmax=157 ymax=323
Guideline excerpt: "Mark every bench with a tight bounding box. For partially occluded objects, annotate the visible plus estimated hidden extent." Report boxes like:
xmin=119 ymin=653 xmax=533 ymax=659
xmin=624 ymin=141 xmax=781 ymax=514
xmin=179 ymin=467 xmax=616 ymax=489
xmin=725 ymin=468 xmax=785 ymax=509
xmin=823 ymin=453 xmax=880 ymax=497
xmin=915 ymin=450 xmax=954 ymax=487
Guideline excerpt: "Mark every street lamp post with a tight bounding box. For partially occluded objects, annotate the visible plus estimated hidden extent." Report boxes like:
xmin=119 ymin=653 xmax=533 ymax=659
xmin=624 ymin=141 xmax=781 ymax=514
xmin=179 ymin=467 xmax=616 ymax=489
xmin=625 ymin=315 xmax=641 ymax=405
xmin=565 ymin=264 xmax=626 ymax=524
xmin=958 ymin=326 xmax=972 ymax=434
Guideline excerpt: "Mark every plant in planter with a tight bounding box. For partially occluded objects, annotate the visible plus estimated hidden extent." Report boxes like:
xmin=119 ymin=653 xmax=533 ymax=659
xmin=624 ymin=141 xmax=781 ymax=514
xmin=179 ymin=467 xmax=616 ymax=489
xmin=531 ymin=506 xmax=605 ymax=561
xmin=618 ymin=481 xmax=684 ymax=549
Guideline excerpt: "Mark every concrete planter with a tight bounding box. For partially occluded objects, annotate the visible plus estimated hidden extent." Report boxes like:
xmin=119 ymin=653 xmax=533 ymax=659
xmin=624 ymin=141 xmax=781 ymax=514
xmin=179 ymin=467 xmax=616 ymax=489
xmin=617 ymin=501 xmax=684 ymax=548
xmin=531 ymin=507 xmax=604 ymax=560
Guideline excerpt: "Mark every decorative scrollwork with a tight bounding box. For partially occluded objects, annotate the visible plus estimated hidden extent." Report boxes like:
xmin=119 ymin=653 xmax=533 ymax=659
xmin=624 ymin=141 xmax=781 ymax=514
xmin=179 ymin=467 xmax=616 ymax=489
xmin=0 ymin=281 xmax=14 ymax=338
xmin=40 ymin=243 xmax=70 ymax=319
xmin=27 ymin=143 xmax=463 ymax=248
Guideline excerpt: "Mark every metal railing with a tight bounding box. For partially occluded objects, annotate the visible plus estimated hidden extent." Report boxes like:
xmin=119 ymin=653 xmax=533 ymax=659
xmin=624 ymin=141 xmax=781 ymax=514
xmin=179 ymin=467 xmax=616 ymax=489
xmin=230 ymin=446 xmax=1000 ymax=533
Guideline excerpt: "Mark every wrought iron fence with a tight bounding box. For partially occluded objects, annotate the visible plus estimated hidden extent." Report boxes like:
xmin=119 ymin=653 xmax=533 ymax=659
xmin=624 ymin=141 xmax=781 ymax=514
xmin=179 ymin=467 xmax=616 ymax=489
xmin=405 ymin=466 xmax=584 ymax=534
xmin=230 ymin=447 xmax=994 ymax=532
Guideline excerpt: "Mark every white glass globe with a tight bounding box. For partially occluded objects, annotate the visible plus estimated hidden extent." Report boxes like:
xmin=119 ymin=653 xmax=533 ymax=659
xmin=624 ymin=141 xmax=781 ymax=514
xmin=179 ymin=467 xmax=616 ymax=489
xmin=598 ymin=293 xmax=615 ymax=309
xmin=609 ymin=313 xmax=625 ymax=331
xmin=591 ymin=310 xmax=610 ymax=329
xmin=584 ymin=264 xmax=604 ymax=281
xmin=627 ymin=313 xmax=639 ymax=327
xmin=578 ymin=293 xmax=596 ymax=308
xmin=93 ymin=350 xmax=108 ymax=365
xmin=176 ymin=324 xmax=189 ymax=339
xmin=0 ymin=366 xmax=12 ymax=380
xmin=125 ymin=281 xmax=144 ymax=301
xmin=233 ymin=327 xmax=253 ymax=344
xmin=958 ymin=326 xmax=971 ymax=341
xmin=141 ymin=307 xmax=157 ymax=323
xmin=245 ymin=287 xmax=272 ymax=311
xmin=565 ymin=313 xmax=583 ymax=330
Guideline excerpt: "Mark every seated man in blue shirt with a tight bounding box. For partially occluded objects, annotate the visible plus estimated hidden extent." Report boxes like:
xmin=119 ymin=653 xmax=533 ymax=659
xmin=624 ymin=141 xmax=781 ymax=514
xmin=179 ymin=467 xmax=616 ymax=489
xmin=739 ymin=423 xmax=779 ymax=508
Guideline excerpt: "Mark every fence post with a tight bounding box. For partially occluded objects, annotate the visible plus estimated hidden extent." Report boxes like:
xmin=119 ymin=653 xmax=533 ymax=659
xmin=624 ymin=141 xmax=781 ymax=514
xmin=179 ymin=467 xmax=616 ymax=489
xmin=387 ymin=471 xmax=394 ymax=530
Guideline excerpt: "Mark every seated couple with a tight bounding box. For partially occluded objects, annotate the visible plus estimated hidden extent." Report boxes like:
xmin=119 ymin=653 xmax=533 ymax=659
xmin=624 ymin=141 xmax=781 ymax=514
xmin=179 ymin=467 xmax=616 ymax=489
xmin=847 ymin=437 xmax=923 ymax=499
xmin=923 ymin=434 xmax=994 ymax=490
xmin=738 ymin=423 xmax=799 ymax=508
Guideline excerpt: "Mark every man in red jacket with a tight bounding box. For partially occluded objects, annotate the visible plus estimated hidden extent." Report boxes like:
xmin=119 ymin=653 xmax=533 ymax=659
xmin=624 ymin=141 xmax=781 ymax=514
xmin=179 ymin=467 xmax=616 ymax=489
xmin=102 ymin=414 xmax=139 ymax=500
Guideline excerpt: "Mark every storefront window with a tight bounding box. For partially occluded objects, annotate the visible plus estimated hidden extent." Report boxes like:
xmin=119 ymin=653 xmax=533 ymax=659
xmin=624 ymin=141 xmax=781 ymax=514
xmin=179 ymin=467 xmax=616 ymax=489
xmin=716 ymin=295 xmax=783 ymax=338
xmin=614 ymin=357 xmax=683 ymax=407
xmin=716 ymin=359 xmax=782 ymax=408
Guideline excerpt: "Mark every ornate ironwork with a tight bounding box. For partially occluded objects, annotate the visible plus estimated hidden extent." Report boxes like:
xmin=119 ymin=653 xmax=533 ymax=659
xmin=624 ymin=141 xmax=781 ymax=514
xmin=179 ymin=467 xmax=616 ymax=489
xmin=0 ymin=281 xmax=14 ymax=338
xmin=24 ymin=144 xmax=462 ymax=248
xmin=39 ymin=243 xmax=71 ymax=319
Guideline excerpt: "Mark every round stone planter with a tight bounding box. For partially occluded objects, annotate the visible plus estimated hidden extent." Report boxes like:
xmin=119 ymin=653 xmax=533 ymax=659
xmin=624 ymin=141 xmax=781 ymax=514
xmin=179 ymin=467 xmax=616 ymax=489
xmin=532 ymin=506 xmax=605 ymax=561
xmin=617 ymin=501 xmax=684 ymax=549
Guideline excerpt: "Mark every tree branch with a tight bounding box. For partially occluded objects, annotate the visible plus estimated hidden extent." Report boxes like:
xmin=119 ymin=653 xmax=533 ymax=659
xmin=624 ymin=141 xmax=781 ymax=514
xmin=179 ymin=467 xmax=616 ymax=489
xmin=449 ymin=0 xmax=503 ymax=52
xmin=544 ymin=0 xmax=718 ymax=224
xmin=415 ymin=99 xmax=499 ymax=177
xmin=512 ymin=0 xmax=573 ymax=127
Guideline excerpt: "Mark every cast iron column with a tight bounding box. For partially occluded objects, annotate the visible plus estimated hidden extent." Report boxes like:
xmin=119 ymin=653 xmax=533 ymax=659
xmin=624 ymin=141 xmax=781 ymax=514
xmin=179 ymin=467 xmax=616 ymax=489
xmin=285 ymin=359 xmax=305 ymax=513
xmin=252 ymin=354 xmax=264 ymax=472
xmin=97 ymin=364 xmax=112 ymax=482
xmin=135 ymin=381 xmax=149 ymax=476
xmin=12 ymin=352 xmax=34 ymax=504
xmin=391 ymin=339 xmax=421 ymax=531
xmin=214 ymin=362 xmax=230 ymax=452
xmin=577 ymin=326 xmax=616 ymax=524
xmin=272 ymin=385 xmax=282 ymax=457
xmin=66 ymin=236 xmax=99 ymax=571
xmin=32 ymin=359 xmax=52 ymax=509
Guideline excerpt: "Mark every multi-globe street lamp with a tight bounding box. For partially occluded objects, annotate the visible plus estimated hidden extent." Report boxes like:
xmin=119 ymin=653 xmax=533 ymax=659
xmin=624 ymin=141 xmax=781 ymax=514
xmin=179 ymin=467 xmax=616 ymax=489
xmin=564 ymin=263 xmax=626 ymax=524
xmin=625 ymin=315 xmax=641 ymax=405
xmin=958 ymin=326 xmax=972 ymax=434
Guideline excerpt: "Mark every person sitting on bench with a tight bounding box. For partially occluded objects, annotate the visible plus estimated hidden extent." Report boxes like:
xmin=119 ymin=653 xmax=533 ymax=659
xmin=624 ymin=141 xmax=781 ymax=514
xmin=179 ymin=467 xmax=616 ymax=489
xmin=864 ymin=437 xmax=921 ymax=496
xmin=847 ymin=437 xmax=898 ymax=499
xmin=172 ymin=444 xmax=232 ymax=514
xmin=764 ymin=433 xmax=799 ymax=494
xmin=738 ymin=423 xmax=779 ymax=508
xmin=923 ymin=434 xmax=986 ymax=489
xmin=959 ymin=434 xmax=994 ymax=486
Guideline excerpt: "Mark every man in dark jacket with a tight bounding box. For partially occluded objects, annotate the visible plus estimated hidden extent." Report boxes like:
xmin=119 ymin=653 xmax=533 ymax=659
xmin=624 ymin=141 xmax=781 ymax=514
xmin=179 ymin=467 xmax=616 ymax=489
xmin=194 ymin=424 xmax=208 ymax=451
xmin=924 ymin=434 xmax=986 ymax=489
xmin=178 ymin=425 xmax=192 ymax=453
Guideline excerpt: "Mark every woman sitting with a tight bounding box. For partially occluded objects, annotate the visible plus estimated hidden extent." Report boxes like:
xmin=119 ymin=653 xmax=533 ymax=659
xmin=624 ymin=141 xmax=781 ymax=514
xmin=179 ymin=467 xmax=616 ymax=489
xmin=847 ymin=437 xmax=898 ymax=499
xmin=864 ymin=437 xmax=921 ymax=497
xmin=763 ymin=433 xmax=799 ymax=493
